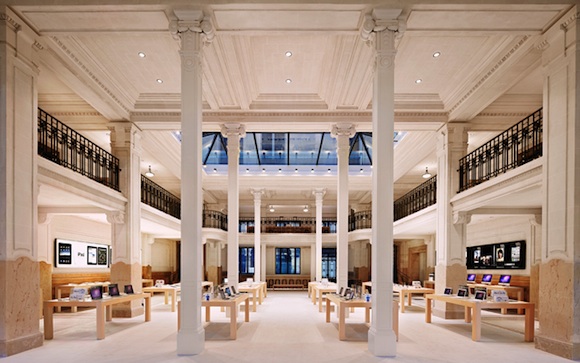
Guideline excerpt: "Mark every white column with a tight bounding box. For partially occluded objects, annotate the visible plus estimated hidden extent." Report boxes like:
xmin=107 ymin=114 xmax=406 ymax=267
xmin=331 ymin=124 xmax=355 ymax=290
xmin=222 ymin=124 xmax=245 ymax=287
xmin=261 ymin=243 xmax=267 ymax=283
xmin=171 ymin=9 xmax=214 ymax=355
xmin=313 ymin=188 xmax=326 ymax=281
xmin=361 ymin=8 xmax=403 ymax=357
xmin=251 ymin=188 xmax=264 ymax=282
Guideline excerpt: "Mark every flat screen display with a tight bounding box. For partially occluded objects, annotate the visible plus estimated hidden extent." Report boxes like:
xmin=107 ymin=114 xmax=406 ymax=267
xmin=481 ymin=274 xmax=492 ymax=283
xmin=499 ymin=275 xmax=511 ymax=285
xmin=466 ymin=241 xmax=525 ymax=270
xmin=467 ymin=274 xmax=476 ymax=282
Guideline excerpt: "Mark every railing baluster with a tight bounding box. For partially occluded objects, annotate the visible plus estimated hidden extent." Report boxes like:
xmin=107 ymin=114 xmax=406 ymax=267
xmin=393 ymin=175 xmax=437 ymax=221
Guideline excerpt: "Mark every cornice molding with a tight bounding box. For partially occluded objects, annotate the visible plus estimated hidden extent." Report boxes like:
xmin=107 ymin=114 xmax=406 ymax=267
xmin=449 ymin=35 xmax=531 ymax=116
xmin=49 ymin=36 xmax=132 ymax=117
xmin=560 ymin=11 xmax=579 ymax=30
xmin=0 ymin=12 xmax=21 ymax=31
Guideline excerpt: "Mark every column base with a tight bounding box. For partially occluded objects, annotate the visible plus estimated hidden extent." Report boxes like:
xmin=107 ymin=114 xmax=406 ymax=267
xmin=0 ymin=331 xmax=43 ymax=357
xmin=177 ymin=327 xmax=205 ymax=355
xmin=536 ymin=334 xmax=580 ymax=360
xmin=368 ymin=327 xmax=396 ymax=357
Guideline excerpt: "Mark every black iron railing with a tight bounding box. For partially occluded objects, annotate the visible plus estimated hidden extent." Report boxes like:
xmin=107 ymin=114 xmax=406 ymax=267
xmin=349 ymin=210 xmax=372 ymax=231
xmin=37 ymin=108 xmax=120 ymax=190
xmin=256 ymin=217 xmax=336 ymax=233
xmin=141 ymin=175 xmax=181 ymax=219
xmin=394 ymin=175 xmax=437 ymax=221
xmin=458 ymin=108 xmax=543 ymax=192
xmin=203 ymin=210 xmax=228 ymax=231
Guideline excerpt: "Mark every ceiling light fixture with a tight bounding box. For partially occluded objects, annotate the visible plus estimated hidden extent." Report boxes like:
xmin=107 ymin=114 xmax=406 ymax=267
xmin=415 ymin=79 xmax=422 ymax=84
xmin=156 ymin=79 xmax=163 ymax=84
xmin=269 ymin=205 xmax=275 ymax=213
xmin=303 ymin=205 xmax=309 ymax=213
xmin=285 ymin=79 xmax=292 ymax=84
xmin=145 ymin=165 xmax=155 ymax=177
xmin=138 ymin=52 xmax=146 ymax=58
xmin=285 ymin=51 xmax=293 ymax=57
xmin=422 ymin=167 xmax=432 ymax=179
xmin=433 ymin=51 xmax=441 ymax=58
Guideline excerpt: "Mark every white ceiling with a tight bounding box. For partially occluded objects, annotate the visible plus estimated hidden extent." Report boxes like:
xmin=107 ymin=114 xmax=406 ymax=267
xmin=13 ymin=1 xmax=567 ymax=236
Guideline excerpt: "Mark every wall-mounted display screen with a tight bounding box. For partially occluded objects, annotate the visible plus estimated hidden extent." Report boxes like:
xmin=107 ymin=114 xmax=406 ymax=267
xmin=55 ymin=239 xmax=111 ymax=268
xmin=466 ymin=240 xmax=525 ymax=270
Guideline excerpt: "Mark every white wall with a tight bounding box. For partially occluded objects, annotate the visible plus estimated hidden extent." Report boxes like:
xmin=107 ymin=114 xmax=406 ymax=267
xmin=466 ymin=215 xmax=534 ymax=276
xmin=150 ymin=238 xmax=177 ymax=272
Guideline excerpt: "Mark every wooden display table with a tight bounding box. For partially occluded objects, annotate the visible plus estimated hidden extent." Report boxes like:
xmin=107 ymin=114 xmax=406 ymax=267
xmin=142 ymin=279 xmax=154 ymax=287
xmin=238 ymin=282 xmax=266 ymax=311
xmin=54 ymin=282 xmax=110 ymax=313
xmin=43 ymin=293 xmax=151 ymax=340
xmin=143 ymin=285 xmax=180 ymax=312
xmin=325 ymin=294 xmax=399 ymax=341
xmin=425 ymin=294 xmax=534 ymax=342
xmin=393 ymin=286 xmax=435 ymax=313
xmin=467 ymin=283 xmax=525 ymax=314
xmin=177 ymin=294 xmax=250 ymax=340
xmin=311 ymin=283 xmax=338 ymax=312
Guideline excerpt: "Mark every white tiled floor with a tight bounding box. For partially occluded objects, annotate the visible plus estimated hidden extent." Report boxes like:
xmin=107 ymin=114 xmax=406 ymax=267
xmin=3 ymin=291 xmax=570 ymax=363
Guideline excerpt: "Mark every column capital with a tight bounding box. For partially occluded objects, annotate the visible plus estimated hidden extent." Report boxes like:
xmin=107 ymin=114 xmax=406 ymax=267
xmin=108 ymin=121 xmax=143 ymax=154
xmin=169 ymin=9 xmax=215 ymax=44
xmin=360 ymin=9 xmax=405 ymax=43
xmin=38 ymin=213 xmax=53 ymax=225
xmin=312 ymin=188 xmax=326 ymax=200
xmin=251 ymin=188 xmax=264 ymax=201
xmin=106 ymin=210 xmax=125 ymax=225
xmin=331 ymin=123 xmax=356 ymax=139
xmin=453 ymin=211 xmax=471 ymax=225
xmin=220 ymin=123 xmax=246 ymax=139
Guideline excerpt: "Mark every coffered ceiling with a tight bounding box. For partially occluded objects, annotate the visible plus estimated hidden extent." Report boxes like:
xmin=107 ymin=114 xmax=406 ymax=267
xmin=9 ymin=1 xmax=571 ymax=225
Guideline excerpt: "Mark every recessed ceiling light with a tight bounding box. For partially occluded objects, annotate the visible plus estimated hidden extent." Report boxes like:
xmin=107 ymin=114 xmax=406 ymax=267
xmin=262 ymin=168 xmax=266 ymax=173
xmin=327 ymin=169 xmax=331 ymax=173
xmin=433 ymin=51 xmax=441 ymax=58
xmin=285 ymin=79 xmax=292 ymax=84
xmin=285 ymin=51 xmax=292 ymax=57
xmin=156 ymin=79 xmax=163 ymax=84
xmin=295 ymin=168 xmax=298 ymax=173
xmin=246 ymin=168 xmax=249 ymax=173
xmin=360 ymin=168 xmax=364 ymax=173
xmin=278 ymin=168 xmax=282 ymax=173
xmin=138 ymin=52 xmax=146 ymax=58
xmin=311 ymin=168 xmax=314 ymax=173
xmin=415 ymin=79 xmax=422 ymax=84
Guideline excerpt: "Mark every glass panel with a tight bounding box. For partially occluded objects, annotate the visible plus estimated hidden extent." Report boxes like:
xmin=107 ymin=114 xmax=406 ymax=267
xmin=349 ymin=134 xmax=371 ymax=165
xmin=240 ymin=134 xmax=259 ymax=165
xmin=201 ymin=133 xmax=216 ymax=164
xmin=256 ymin=133 xmax=288 ymax=165
xmin=288 ymin=133 xmax=321 ymax=165
xmin=318 ymin=133 xmax=337 ymax=165
xmin=362 ymin=133 xmax=373 ymax=164
xmin=205 ymin=134 xmax=228 ymax=165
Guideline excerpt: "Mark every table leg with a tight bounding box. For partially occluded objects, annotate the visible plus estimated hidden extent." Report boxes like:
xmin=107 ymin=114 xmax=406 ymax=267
xmin=43 ymin=303 xmax=54 ymax=340
xmin=517 ymin=290 xmax=524 ymax=315
xmin=393 ymin=302 xmax=399 ymax=341
xmin=524 ymin=306 xmax=535 ymax=342
xmin=464 ymin=306 xmax=471 ymax=323
xmin=145 ymin=295 xmax=151 ymax=322
xmin=177 ymin=301 xmax=181 ymax=330
xmin=312 ymin=289 xmax=317 ymax=305
xmin=400 ymin=291 xmax=406 ymax=313
xmin=339 ymin=303 xmax=346 ymax=340
xmin=244 ymin=298 xmax=250 ymax=322
xmin=252 ymin=291 xmax=257 ymax=312
xmin=106 ymin=305 xmax=112 ymax=321
xmin=408 ymin=292 xmax=412 ymax=307
xmin=326 ymin=299 xmax=331 ymax=323
xmin=206 ymin=305 xmax=211 ymax=322
xmin=471 ymin=305 xmax=481 ymax=341
xmin=425 ymin=297 xmax=432 ymax=323
xmin=96 ymin=305 xmax=106 ymax=340
xmin=171 ymin=290 xmax=176 ymax=312
xmin=365 ymin=307 xmax=370 ymax=324
xmin=164 ymin=291 xmax=169 ymax=305
xmin=258 ymin=288 xmax=263 ymax=305
xmin=230 ymin=304 xmax=237 ymax=339
xmin=56 ymin=289 xmax=62 ymax=313
xmin=318 ymin=292 xmax=323 ymax=312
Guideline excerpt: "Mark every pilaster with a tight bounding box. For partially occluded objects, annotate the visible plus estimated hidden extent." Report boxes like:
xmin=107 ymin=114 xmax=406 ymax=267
xmin=313 ymin=188 xmax=326 ymax=281
xmin=434 ymin=123 xmax=469 ymax=319
xmin=362 ymin=7 xmax=404 ymax=357
xmin=536 ymin=7 xmax=580 ymax=359
xmin=251 ymin=188 xmax=264 ymax=282
xmin=0 ymin=7 xmax=43 ymax=356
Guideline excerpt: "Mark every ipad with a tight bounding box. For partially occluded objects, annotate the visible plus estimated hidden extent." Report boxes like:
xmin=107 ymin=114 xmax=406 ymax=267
xmin=443 ymin=287 xmax=453 ymax=295
xmin=225 ymin=287 xmax=232 ymax=297
xmin=231 ymin=286 xmax=238 ymax=295
xmin=338 ymin=287 xmax=344 ymax=295
xmin=90 ymin=286 xmax=103 ymax=300
xmin=124 ymin=284 xmax=134 ymax=294
xmin=474 ymin=290 xmax=487 ymax=300
xmin=108 ymin=284 xmax=120 ymax=296
xmin=457 ymin=288 xmax=468 ymax=297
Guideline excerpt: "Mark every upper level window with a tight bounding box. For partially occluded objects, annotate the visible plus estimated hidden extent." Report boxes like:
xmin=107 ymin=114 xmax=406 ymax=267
xmin=275 ymin=247 xmax=301 ymax=274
